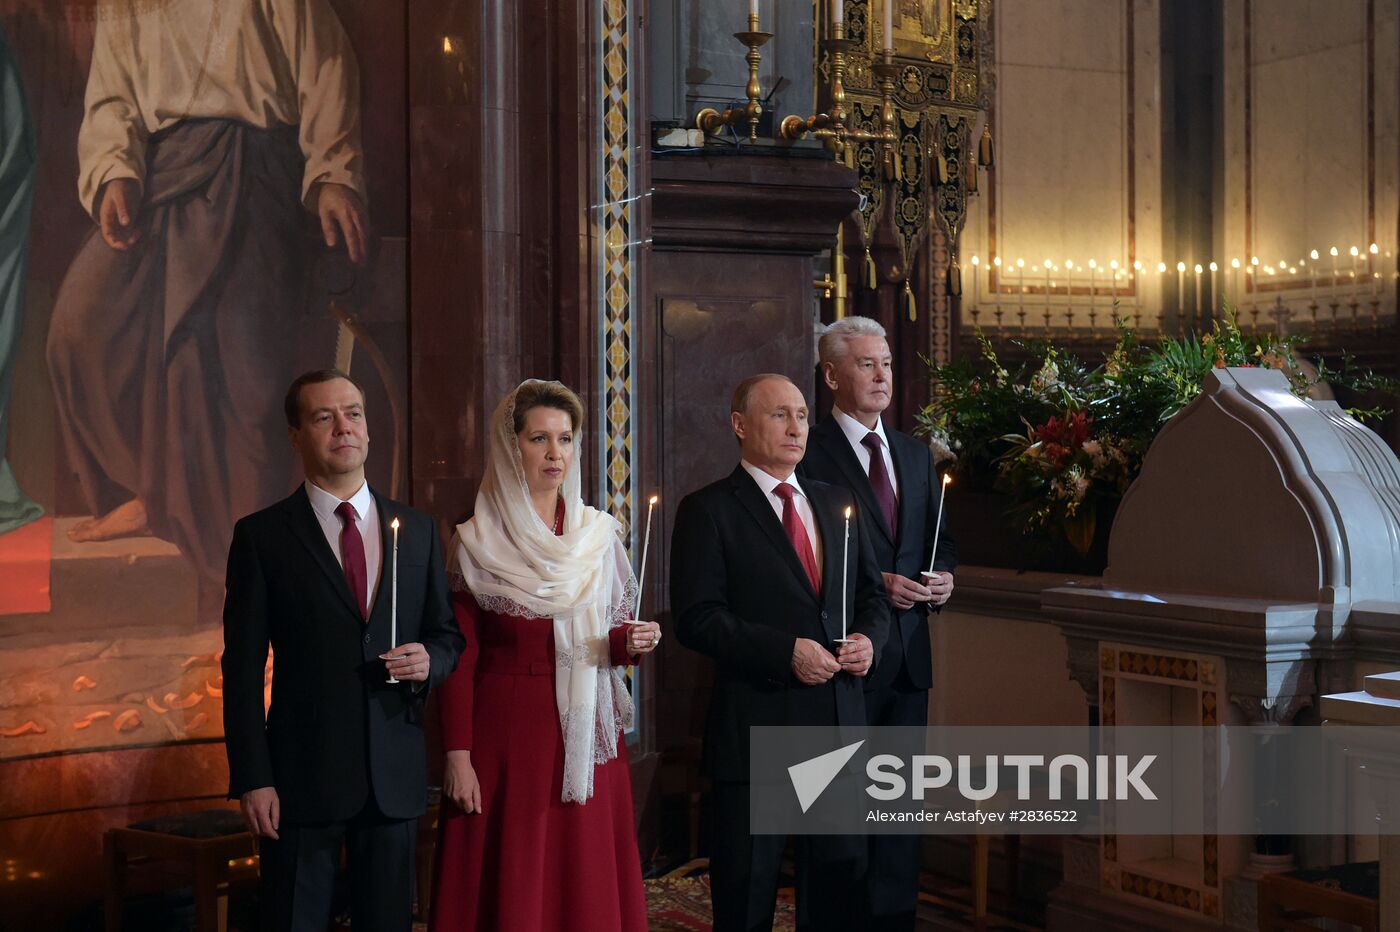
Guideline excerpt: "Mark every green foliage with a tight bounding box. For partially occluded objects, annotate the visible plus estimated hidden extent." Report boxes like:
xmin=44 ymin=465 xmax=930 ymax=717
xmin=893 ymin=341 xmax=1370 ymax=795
xmin=917 ymin=310 xmax=1398 ymax=554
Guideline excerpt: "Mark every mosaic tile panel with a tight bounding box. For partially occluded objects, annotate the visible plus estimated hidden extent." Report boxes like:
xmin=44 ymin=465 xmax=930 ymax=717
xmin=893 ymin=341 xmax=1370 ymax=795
xmin=600 ymin=0 xmax=635 ymax=541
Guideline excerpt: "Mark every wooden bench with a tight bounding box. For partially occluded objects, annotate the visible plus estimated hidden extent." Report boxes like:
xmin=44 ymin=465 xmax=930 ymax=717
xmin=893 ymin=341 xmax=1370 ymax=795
xmin=104 ymin=808 xmax=257 ymax=932
xmin=1258 ymin=861 xmax=1379 ymax=932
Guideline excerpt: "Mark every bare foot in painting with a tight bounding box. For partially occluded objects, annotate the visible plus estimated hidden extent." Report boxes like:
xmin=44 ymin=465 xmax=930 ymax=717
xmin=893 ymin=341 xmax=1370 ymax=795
xmin=68 ymin=499 xmax=150 ymax=542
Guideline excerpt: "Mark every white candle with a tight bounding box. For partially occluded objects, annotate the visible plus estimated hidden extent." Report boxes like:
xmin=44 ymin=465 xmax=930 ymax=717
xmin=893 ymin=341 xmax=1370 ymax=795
xmin=1065 ymin=261 xmax=1074 ymax=311
xmin=924 ymin=473 xmax=952 ymax=578
xmin=750 ymin=0 xmax=759 ymax=17
xmin=633 ymin=494 xmax=658 ymax=619
xmin=841 ymin=506 xmax=851 ymax=640
xmin=1088 ymin=259 xmax=1097 ymax=308
xmin=1330 ymin=246 xmax=1340 ymax=295
xmin=831 ymin=0 xmax=842 ymax=26
xmin=1232 ymin=258 xmax=1242 ymax=305
xmin=1193 ymin=264 xmax=1203 ymax=321
xmin=883 ymin=0 xmax=893 ymax=49
xmin=1016 ymin=258 xmax=1025 ymax=313
xmin=1043 ymin=260 xmax=1051 ymax=311
xmin=1350 ymin=246 xmax=1363 ymax=300
xmin=1371 ymin=243 xmax=1381 ymax=297
xmin=1176 ymin=262 xmax=1186 ymax=316
xmin=1109 ymin=260 xmax=1118 ymax=303
xmin=970 ymin=255 xmax=981 ymax=309
xmin=1208 ymin=262 xmax=1218 ymax=316
xmin=387 ymin=517 xmax=400 ymax=683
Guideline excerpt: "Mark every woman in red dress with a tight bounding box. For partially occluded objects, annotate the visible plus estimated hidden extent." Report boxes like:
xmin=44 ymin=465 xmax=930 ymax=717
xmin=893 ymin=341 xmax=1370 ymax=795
xmin=429 ymin=380 xmax=660 ymax=931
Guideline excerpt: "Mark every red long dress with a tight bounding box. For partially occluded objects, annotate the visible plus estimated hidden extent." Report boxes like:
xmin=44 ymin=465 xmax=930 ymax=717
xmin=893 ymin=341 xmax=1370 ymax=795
xmin=428 ymin=549 xmax=648 ymax=930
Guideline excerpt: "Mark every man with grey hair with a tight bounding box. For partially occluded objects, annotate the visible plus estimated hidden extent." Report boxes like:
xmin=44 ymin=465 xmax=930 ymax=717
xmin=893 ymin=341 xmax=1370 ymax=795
xmin=800 ymin=317 xmax=958 ymax=931
xmin=672 ymin=372 xmax=890 ymax=931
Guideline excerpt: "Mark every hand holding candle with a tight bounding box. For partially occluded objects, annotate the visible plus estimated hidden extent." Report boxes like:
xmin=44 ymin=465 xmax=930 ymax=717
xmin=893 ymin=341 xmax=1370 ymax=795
xmin=923 ymin=472 xmax=953 ymax=580
xmin=387 ymin=517 xmax=400 ymax=683
xmin=631 ymin=494 xmax=658 ymax=621
xmin=836 ymin=505 xmax=852 ymax=643
xmin=378 ymin=518 xmax=432 ymax=683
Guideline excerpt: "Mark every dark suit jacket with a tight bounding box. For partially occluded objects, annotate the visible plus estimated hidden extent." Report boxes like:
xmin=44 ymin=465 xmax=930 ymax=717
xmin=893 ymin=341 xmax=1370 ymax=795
xmin=222 ymin=485 xmax=465 ymax=822
xmin=671 ymin=466 xmax=891 ymax=782
xmin=798 ymin=416 xmax=958 ymax=691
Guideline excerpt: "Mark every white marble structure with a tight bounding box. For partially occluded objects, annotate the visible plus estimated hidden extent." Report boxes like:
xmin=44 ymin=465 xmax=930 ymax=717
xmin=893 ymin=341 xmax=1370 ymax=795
xmin=931 ymin=366 xmax=1400 ymax=929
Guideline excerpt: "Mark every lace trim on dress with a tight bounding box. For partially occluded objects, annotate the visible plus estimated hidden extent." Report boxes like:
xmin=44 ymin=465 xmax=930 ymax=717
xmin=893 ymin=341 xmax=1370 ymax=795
xmin=558 ymin=666 xmax=635 ymax=804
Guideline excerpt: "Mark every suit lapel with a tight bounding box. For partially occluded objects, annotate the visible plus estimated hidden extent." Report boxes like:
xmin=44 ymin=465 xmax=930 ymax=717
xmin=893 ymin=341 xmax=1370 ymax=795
xmin=814 ymin=418 xmax=895 ymax=547
xmin=281 ymin=486 xmax=366 ymax=622
xmin=729 ymin=468 xmax=820 ymax=603
xmin=888 ymin=431 xmax=918 ymax=549
xmin=367 ymin=492 xmax=395 ymax=626
xmin=806 ymin=485 xmax=846 ymax=642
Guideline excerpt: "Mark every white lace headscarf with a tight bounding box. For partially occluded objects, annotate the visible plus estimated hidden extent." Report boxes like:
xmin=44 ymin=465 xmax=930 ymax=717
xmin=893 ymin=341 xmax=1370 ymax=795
xmin=453 ymin=380 xmax=636 ymax=804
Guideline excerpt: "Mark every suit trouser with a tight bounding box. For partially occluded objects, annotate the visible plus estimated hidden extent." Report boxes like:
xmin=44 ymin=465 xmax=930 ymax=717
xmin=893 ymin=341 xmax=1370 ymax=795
xmin=709 ymin=781 xmax=864 ymax=932
xmin=258 ymin=794 xmax=417 ymax=932
xmin=861 ymin=667 xmax=929 ymax=932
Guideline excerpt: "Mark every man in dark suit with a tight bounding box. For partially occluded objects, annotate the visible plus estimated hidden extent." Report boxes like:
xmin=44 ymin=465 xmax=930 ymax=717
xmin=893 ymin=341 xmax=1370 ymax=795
xmin=799 ymin=316 xmax=958 ymax=931
xmin=672 ymin=373 xmax=891 ymax=932
xmin=222 ymin=369 xmax=464 ymax=932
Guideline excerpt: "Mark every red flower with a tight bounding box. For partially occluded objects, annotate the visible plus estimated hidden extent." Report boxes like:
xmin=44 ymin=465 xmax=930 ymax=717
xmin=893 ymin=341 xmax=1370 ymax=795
xmin=1031 ymin=411 xmax=1091 ymax=467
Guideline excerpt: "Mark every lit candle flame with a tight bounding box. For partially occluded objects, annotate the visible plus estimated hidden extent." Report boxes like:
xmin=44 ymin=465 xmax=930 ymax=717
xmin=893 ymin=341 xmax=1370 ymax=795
xmin=942 ymin=473 xmax=953 ymax=486
xmin=844 ymin=506 xmax=852 ymax=519
xmin=648 ymin=495 xmax=658 ymax=506
xmin=391 ymin=517 xmax=400 ymax=530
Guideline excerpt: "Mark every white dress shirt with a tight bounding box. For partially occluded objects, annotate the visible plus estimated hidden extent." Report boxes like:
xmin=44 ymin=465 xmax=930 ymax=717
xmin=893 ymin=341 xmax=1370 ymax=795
xmin=305 ymin=479 xmax=382 ymax=610
xmin=832 ymin=407 xmax=899 ymax=499
xmin=740 ymin=460 xmax=823 ymax=568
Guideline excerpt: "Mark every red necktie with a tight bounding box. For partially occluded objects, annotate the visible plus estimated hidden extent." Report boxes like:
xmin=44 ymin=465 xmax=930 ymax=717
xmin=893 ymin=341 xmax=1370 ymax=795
xmin=861 ymin=431 xmax=898 ymax=536
xmin=773 ymin=483 xmax=821 ymax=593
xmin=335 ymin=501 xmax=368 ymax=619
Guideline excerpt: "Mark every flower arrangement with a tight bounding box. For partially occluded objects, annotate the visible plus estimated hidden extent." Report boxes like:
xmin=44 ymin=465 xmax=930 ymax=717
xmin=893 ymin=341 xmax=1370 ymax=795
xmin=916 ymin=313 xmax=1397 ymax=555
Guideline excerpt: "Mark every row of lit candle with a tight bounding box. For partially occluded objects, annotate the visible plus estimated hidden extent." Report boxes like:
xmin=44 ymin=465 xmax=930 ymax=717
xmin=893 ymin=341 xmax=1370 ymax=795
xmin=957 ymin=244 xmax=1395 ymax=314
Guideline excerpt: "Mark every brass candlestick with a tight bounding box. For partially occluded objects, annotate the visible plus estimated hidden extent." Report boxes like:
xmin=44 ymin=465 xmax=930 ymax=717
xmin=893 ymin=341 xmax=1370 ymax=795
xmin=780 ymin=37 xmax=899 ymax=176
xmin=779 ymin=23 xmax=856 ymax=146
xmin=694 ymin=13 xmax=772 ymax=141
xmin=869 ymin=54 xmax=902 ymax=180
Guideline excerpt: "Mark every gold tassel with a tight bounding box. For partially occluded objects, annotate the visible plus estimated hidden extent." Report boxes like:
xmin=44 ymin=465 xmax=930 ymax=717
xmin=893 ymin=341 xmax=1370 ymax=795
xmin=864 ymin=248 xmax=877 ymax=290
xmin=904 ymin=281 xmax=916 ymax=321
xmin=978 ymin=124 xmax=994 ymax=168
xmin=966 ymin=160 xmax=978 ymax=194
xmin=948 ymin=263 xmax=963 ymax=296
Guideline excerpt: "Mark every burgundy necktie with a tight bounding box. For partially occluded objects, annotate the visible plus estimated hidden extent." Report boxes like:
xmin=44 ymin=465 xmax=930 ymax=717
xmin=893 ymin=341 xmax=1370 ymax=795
xmin=335 ymin=501 xmax=368 ymax=619
xmin=773 ymin=483 xmax=821 ymax=593
xmin=861 ymin=431 xmax=898 ymax=536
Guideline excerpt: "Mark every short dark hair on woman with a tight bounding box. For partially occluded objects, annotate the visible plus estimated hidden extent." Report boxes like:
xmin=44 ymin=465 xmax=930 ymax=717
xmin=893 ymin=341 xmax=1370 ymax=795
xmin=284 ymin=369 xmax=365 ymax=427
xmin=512 ymin=381 xmax=585 ymax=434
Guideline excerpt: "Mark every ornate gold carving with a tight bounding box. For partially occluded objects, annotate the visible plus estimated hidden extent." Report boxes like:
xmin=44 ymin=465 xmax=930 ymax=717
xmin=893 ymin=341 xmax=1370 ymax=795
xmin=1120 ymin=872 xmax=1204 ymax=913
xmin=954 ymin=70 xmax=978 ymax=102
